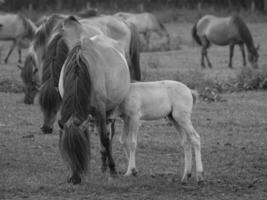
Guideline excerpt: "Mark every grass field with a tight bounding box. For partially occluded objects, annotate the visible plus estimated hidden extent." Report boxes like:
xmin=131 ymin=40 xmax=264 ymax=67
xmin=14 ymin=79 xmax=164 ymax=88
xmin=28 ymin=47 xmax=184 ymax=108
xmin=0 ymin=19 xmax=267 ymax=200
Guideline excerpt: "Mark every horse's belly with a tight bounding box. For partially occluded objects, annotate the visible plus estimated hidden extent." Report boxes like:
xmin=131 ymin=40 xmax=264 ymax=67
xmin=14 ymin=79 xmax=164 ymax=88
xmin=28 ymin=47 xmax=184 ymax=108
xmin=207 ymin=27 xmax=230 ymax=46
xmin=139 ymin=93 xmax=171 ymax=120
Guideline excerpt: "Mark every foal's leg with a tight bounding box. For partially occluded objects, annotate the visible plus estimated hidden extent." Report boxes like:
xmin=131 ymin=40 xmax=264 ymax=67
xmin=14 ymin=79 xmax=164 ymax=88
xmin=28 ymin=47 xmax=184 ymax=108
xmin=119 ymin=118 xmax=130 ymax=160
xmin=124 ymin=116 xmax=139 ymax=176
xmin=172 ymin=120 xmax=192 ymax=184
xmin=239 ymin=44 xmax=246 ymax=67
xmin=4 ymin=41 xmax=16 ymax=64
xmin=183 ymin=123 xmax=203 ymax=183
xmin=228 ymin=44 xmax=235 ymax=68
xmin=173 ymin=111 xmax=203 ymax=183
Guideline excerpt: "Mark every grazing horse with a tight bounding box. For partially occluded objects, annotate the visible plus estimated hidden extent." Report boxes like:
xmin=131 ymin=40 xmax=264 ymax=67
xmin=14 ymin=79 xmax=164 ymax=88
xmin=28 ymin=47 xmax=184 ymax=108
xmin=18 ymin=14 xmax=66 ymax=104
xmin=192 ymin=14 xmax=259 ymax=69
xmin=38 ymin=15 xmax=141 ymax=134
xmin=114 ymin=12 xmax=170 ymax=48
xmin=0 ymin=13 xmax=37 ymax=63
xmin=57 ymin=17 xmax=131 ymax=184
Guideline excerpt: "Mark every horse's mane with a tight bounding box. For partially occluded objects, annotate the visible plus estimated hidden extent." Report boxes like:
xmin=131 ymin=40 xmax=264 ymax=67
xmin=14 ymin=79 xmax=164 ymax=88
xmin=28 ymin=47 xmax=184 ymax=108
xmin=39 ymin=32 xmax=69 ymax=115
xmin=21 ymin=54 xmax=37 ymax=85
xmin=231 ymin=14 xmax=255 ymax=52
xmin=33 ymin=14 xmax=65 ymax=50
xmin=41 ymin=33 xmax=69 ymax=85
xmin=61 ymin=42 xmax=92 ymax=124
xmin=18 ymin=13 xmax=37 ymax=39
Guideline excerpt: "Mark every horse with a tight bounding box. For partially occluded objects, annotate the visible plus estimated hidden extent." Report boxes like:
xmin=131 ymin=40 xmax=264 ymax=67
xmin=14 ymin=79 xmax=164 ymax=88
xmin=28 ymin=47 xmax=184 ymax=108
xmin=57 ymin=16 xmax=131 ymax=184
xmin=18 ymin=14 xmax=67 ymax=104
xmin=192 ymin=14 xmax=259 ymax=69
xmin=0 ymin=13 xmax=37 ymax=63
xmin=96 ymin=80 xmax=203 ymax=184
xmin=38 ymin=15 xmax=141 ymax=134
xmin=114 ymin=12 xmax=170 ymax=49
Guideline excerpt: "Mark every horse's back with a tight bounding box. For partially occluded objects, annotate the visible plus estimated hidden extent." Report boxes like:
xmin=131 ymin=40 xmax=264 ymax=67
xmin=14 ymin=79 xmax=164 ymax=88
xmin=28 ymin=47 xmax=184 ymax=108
xmin=122 ymin=81 xmax=192 ymax=120
xmin=197 ymin=15 xmax=240 ymax=45
xmin=82 ymin=36 xmax=130 ymax=109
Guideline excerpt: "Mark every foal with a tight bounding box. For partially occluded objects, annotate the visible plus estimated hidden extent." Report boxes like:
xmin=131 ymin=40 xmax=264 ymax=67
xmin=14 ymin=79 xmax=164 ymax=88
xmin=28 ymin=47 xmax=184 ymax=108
xmin=114 ymin=80 xmax=204 ymax=184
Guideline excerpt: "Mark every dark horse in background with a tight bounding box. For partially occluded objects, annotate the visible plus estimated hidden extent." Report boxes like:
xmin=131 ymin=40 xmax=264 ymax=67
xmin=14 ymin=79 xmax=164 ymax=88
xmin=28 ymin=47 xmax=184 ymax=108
xmin=192 ymin=14 xmax=259 ymax=69
xmin=57 ymin=16 xmax=131 ymax=184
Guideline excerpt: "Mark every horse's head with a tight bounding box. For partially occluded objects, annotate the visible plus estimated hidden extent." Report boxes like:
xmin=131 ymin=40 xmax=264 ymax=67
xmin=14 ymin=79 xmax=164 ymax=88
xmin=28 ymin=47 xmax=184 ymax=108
xmin=248 ymin=44 xmax=260 ymax=69
xmin=19 ymin=54 xmax=40 ymax=104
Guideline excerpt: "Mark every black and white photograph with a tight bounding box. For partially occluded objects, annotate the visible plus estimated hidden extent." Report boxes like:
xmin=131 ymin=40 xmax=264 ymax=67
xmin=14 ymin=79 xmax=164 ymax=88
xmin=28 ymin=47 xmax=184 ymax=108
xmin=0 ymin=0 xmax=267 ymax=199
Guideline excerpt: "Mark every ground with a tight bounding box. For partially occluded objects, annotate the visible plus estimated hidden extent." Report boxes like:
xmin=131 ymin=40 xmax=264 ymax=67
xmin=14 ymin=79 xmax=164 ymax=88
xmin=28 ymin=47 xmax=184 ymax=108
xmin=0 ymin=20 xmax=267 ymax=200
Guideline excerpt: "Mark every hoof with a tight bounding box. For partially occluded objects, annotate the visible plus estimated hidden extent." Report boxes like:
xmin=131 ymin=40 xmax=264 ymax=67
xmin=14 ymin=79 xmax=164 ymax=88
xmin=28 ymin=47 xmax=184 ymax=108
xmin=124 ymin=168 xmax=137 ymax=177
xmin=67 ymin=174 xmax=81 ymax=185
xmin=196 ymin=171 xmax=204 ymax=184
xmin=132 ymin=168 xmax=138 ymax=176
xmin=110 ymin=170 xmax=118 ymax=179
xmin=181 ymin=173 xmax=192 ymax=185
xmin=41 ymin=126 xmax=53 ymax=134
xmin=228 ymin=65 xmax=233 ymax=69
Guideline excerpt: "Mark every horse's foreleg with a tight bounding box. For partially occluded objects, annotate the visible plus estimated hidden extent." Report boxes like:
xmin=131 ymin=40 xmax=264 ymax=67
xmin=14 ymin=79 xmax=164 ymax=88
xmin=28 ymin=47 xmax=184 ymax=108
xmin=124 ymin=116 xmax=139 ymax=176
xmin=229 ymin=44 xmax=235 ymax=68
xmin=4 ymin=41 xmax=16 ymax=64
xmin=96 ymin=110 xmax=117 ymax=176
xmin=239 ymin=44 xmax=246 ymax=67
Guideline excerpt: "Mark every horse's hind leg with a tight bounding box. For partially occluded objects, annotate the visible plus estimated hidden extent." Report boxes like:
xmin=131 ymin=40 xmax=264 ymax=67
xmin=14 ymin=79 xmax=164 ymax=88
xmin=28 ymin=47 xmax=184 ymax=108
xmin=4 ymin=41 xmax=16 ymax=64
xmin=171 ymin=118 xmax=192 ymax=184
xmin=172 ymin=112 xmax=204 ymax=184
xmin=239 ymin=44 xmax=246 ymax=67
xmin=228 ymin=44 xmax=235 ymax=68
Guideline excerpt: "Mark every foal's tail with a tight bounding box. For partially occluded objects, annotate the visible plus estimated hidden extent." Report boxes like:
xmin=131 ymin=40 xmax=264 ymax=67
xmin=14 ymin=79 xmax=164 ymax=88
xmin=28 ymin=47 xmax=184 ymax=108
xmin=39 ymin=33 xmax=69 ymax=118
xmin=127 ymin=22 xmax=141 ymax=81
xmin=59 ymin=43 xmax=91 ymax=176
xmin=191 ymin=89 xmax=199 ymax=105
xmin=192 ymin=22 xmax=201 ymax=45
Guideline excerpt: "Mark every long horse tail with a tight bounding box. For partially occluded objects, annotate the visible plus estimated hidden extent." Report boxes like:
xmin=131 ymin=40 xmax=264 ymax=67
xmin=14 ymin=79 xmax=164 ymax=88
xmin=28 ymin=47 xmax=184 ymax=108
xmin=59 ymin=43 xmax=91 ymax=176
xmin=126 ymin=22 xmax=141 ymax=81
xmin=39 ymin=33 xmax=69 ymax=118
xmin=191 ymin=89 xmax=199 ymax=105
xmin=192 ymin=22 xmax=201 ymax=46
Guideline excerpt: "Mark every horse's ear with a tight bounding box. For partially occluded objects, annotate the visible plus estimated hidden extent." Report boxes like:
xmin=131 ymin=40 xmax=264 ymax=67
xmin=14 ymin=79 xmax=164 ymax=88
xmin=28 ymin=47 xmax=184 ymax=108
xmin=17 ymin=64 xmax=23 ymax=70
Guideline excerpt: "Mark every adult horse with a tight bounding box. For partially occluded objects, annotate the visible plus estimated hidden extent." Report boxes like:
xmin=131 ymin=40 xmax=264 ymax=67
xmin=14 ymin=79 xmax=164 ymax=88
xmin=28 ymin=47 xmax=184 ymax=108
xmin=192 ymin=14 xmax=259 ymax=69
xmin=114 ymin=12 xmax=170 ymax=48
xmin=38 ymin=15 xmax=141 ymax=134
xmin=18 ymin=14 xmax=66 ymax=104
xmin=0 ymin=13 xmax=37 ymax=63
xmin=57 ymin=16 xmax=131 ymax=184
